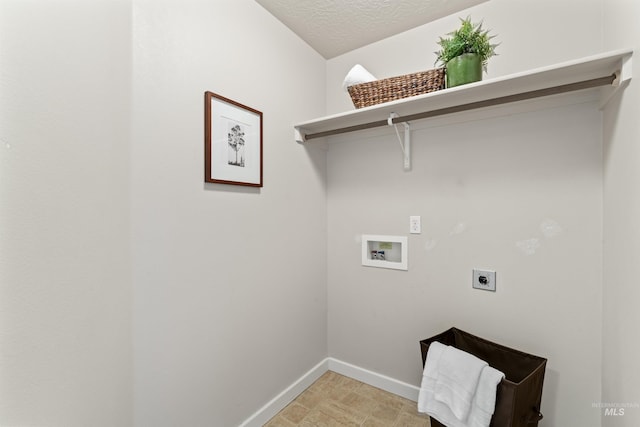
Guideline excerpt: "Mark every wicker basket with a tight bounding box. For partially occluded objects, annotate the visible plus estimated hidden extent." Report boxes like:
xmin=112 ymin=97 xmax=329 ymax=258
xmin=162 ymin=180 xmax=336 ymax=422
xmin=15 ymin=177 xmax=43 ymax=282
xmin=347 ymin=68 xmax=445 ymax=109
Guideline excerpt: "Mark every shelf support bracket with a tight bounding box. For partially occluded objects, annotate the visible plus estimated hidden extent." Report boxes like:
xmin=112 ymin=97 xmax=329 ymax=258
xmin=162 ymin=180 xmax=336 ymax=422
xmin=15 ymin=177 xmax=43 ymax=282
xmin=388 ymin=113 xmax=411 ymax=171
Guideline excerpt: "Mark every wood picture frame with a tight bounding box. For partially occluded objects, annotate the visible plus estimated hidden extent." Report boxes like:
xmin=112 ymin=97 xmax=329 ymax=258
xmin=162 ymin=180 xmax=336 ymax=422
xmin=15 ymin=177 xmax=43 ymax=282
xmin=205 ymin=91 xmax=263 ymax=187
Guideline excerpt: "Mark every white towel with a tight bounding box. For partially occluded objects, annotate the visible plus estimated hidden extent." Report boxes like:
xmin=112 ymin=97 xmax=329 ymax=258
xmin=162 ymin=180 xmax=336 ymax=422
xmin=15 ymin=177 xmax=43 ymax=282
xmin=417 ymin=342 xmax=446 ymax=414
xmin=418 ymin=342 xmax=505 ymax=427
xmin=465 ymin=366 xmax=504 ymax=427
xmin=434 ymin=345 xmax=488 ymax=420
xmin=342 ymin=64 xmax=377 ymax=91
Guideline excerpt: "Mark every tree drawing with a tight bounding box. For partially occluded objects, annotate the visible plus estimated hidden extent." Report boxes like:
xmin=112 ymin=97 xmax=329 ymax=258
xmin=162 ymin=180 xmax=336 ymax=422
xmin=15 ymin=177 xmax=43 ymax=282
xmin=228 ymin=123 xmax=245 ymax=167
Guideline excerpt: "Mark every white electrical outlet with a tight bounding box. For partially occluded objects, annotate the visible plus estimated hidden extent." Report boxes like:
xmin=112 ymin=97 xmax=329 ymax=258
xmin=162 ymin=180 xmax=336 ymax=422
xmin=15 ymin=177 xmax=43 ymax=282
xmin=409 ymin=216 xmax=421 ymax=234
xmin=472 ymin=269 xmax=496 ymax=292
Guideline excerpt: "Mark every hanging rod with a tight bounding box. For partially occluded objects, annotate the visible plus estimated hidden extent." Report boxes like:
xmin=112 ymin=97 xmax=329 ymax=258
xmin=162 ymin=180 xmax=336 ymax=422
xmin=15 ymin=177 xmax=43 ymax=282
xmin=302 ymin=73 xmax=617 ymax=141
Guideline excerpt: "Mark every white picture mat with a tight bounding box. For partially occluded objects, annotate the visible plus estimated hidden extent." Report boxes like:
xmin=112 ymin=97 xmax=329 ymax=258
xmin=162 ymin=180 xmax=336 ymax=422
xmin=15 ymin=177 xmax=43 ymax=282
xmin=210 ymin=97 xmax=261 ymax=185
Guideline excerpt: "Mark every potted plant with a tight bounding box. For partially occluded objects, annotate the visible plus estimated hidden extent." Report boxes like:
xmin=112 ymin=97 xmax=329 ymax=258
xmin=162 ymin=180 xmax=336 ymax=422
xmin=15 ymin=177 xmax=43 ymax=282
xmin=435 ymin=17 xmax=498 ymax=88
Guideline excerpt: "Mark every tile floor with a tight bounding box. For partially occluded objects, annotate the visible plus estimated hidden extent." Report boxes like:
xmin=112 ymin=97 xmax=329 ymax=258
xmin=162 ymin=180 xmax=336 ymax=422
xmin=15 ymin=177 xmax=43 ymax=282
xmin=265 ymin=371 xmax=431 ymax=426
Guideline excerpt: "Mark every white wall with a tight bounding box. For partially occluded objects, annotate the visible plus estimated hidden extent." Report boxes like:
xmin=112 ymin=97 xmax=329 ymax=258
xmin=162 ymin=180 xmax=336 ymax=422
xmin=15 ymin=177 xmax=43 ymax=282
xmin=0 ymin=1 xmax=133 ymax=426
xmin=4 ymin=1 xmax=637 ymax=426
xmin=325 ymin=1 xmax=605 ymax=425
xmin=602 ymin=0 xmax=640 ymax=425
xmin=131 ymin=0 xmax=327 ymax=425
xmin=326 ymin=0 xmax=603 ymax=115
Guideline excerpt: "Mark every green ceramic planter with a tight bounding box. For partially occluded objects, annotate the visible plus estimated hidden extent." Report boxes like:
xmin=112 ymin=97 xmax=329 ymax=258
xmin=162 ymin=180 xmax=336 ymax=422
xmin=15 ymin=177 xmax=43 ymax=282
xmin=446 ymin=53 xmax=483 ymax=88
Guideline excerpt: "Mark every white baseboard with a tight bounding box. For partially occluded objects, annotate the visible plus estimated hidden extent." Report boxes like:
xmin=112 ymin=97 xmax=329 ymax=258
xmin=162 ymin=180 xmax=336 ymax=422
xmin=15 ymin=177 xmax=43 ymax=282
xmin=238 ymin=358 xmax=329 ymax=427
xmin=327 ymin=358 xmax=420 ymax=402
xmin=239 ymin=357 xmax=420 ymax=427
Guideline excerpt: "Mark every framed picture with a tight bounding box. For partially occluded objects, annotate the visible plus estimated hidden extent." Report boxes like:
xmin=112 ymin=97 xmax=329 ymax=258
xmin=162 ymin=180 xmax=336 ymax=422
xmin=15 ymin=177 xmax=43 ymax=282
xmin=205 ymin=91 xmax=263 ymax=187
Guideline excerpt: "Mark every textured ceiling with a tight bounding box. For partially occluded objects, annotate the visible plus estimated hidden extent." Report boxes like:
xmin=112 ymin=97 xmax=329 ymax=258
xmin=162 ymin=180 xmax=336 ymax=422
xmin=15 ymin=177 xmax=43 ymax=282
xmin=255 ymin=0 xmax=488 ymax=59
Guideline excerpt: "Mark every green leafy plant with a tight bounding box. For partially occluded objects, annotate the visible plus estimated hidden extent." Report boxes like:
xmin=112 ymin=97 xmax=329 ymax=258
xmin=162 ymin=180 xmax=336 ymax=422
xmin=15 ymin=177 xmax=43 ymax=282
xmin=435 ymin=17 xmax=498 ymax=71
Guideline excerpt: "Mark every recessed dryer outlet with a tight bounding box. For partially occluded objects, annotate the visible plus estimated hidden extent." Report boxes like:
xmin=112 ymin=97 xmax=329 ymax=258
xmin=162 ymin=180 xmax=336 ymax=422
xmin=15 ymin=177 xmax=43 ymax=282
xmin=472 ymin=269 xmax=496 ymax=292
